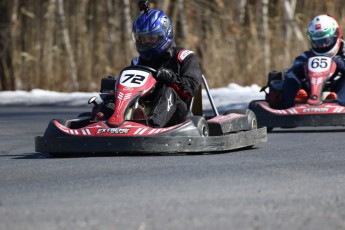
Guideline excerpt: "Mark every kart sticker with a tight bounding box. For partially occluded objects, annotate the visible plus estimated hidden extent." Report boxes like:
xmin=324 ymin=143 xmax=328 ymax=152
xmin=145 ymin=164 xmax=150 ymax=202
xmin=81 ymin=129 xmax=91 ymax=135
xmin=133 ymin=128 xmax=149 ymax=135
xmin=258 ymin=101 xmax=345 ymax=114
xmin=54 ymin=120 xmax=92 ymax=136
xmin=116 ymin=92 xmax=132 ymax=112
xmin=97 ymin=128 xmax=130 ymax=134
xmin=178 ymin=50 xmax=194 ymax=62
xmin=302 ymin=108 xmax=329 ymax=113
xmin=308 ymin=56 xmax=332 ymax=73
xmin=120 ymin=69 xmax=150 ymax=87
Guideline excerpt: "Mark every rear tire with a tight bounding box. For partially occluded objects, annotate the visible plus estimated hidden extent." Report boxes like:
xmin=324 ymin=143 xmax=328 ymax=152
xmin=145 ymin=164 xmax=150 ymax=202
xmin=186 ymin=117 xmax=209 ymax=155
xmin=246 ymin=109 xmax=257 ymax=130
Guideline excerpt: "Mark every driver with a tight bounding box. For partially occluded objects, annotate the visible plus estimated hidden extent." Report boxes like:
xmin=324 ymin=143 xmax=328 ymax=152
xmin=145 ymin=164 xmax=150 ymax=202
xmin=130 ymin=7 xmax=202 ymax=127
xmin=96 ymin=6 xmax=202 ymax=127
xmin=282 ymin=14 xmax=345 ymax=108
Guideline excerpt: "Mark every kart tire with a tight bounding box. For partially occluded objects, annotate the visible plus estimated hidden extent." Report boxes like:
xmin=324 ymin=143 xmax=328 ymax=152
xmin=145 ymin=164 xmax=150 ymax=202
xmin=191 ymin=116 xmax=209 ymax=137
xmin=246 ymin=109 xmax=258 ymax=130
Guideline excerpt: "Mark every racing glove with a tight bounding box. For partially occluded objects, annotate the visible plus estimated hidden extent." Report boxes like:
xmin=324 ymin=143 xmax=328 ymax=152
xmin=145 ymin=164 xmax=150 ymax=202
xmin=333 ymin=56 xmax=345 ymax=73
xmin=155 ymin=67 xmax=177 ymax=85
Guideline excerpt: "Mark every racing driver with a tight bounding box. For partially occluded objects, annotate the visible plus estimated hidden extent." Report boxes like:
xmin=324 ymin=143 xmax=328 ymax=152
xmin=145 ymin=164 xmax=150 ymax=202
xmin=282 ymin=14 xmax=345 ymax=108
xmin=96 ymin=1 xmax=202 ymax=128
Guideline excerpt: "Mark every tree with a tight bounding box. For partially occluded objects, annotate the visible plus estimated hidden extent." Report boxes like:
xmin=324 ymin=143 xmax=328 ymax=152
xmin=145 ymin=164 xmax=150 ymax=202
xmin=57 ymin=0 xmax=78 ymax=91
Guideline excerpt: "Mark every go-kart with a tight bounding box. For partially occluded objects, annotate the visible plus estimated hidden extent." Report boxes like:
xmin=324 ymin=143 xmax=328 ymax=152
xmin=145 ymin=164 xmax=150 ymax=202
xmin=35 ymin=65 xmax=267 ymax=156
xmin=249 ymin=56 xmax=345 ymax=131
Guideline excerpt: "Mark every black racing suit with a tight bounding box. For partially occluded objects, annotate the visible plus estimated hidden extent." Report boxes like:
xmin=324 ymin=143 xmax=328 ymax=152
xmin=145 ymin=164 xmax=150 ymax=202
xmin=132 ymin=46 xmax=203 ymax=127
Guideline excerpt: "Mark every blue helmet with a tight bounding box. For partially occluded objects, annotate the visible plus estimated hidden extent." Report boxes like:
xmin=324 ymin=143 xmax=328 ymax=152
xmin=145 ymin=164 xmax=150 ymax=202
xmin=132 ymin=9 xmax=173 ymax=61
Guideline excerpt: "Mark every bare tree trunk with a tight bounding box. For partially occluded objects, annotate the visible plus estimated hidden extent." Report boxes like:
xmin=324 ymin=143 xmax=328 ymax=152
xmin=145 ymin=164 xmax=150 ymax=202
xmin=283 ymin=0 xmax=304 ymax=41
xmin=10 ymin=0 xmax=20 ymax=90
xmin=261 ymin=0 xmax=270 ymax=76
xmin=121 ymin=0 xmax=134 ymax=61
xmin=239 ymin=0 xmax=247 ymax=24
xmin=283 ymin=0 xmax=304 ymax=64
xmin=159 ymin=0 xmax=171 ymax=13
xmin=170 ymin=1 xmax=179 ymax=39
xmin=0 ymin=30 xmax=11 ymax=90
xmin=41 ymin=0 xmax=56 ymax=90
xmin=107 ymin=0 xmax=116 ymax=66
xmin=178 ymin=0 xmax=188 ymax=43
xmin=0 ymin=4 xmax=11 ymax=91
xmin=57 ymin=0 xmax=78 ymax=91
xmin=246 ymin=4 xmax=260 ymax=85
xmin=76 ymin=0 xmax=92 ymax=91
xmin=283 ymin=0 xmax=292 ymax=63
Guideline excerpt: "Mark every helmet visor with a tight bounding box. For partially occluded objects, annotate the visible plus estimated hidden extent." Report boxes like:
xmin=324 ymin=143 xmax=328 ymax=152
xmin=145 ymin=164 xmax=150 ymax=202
xmin=311 ymin=36 xmax=337 ymax=53
xmin=310 ymin=29 xmax=339 ymax=53
xmin=132 ymin=31 xmax=164 ymax=51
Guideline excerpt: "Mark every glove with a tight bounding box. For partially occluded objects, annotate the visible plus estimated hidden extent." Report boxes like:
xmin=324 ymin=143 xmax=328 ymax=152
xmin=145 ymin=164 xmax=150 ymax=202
xmin=155 ymin=67 xmax=177 ymax=85
xmin=333 ymin=56 xmax=345 ymax=73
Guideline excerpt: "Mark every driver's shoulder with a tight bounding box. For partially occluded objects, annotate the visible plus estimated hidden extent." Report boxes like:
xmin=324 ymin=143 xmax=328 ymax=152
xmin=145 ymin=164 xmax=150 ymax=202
xmin=173 ymin=47 xmax=195 ymax=63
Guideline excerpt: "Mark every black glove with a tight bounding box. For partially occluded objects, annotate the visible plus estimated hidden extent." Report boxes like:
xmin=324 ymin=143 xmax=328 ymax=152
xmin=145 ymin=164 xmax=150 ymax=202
xmin=333 ymin=56 xmax=345 ymax=73
xmin=155 ymin=67 xmax=177 ymax=85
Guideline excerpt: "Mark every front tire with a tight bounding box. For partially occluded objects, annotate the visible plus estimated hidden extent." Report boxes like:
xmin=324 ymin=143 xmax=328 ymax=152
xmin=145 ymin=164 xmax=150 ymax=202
xmin=191 ymin=116 xmax=209 ymax=137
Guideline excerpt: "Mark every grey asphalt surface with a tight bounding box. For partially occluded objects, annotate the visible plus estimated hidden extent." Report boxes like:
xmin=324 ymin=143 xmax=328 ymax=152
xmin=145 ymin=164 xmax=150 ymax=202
xmin=0 ymin=106 xmax=345 ymax=230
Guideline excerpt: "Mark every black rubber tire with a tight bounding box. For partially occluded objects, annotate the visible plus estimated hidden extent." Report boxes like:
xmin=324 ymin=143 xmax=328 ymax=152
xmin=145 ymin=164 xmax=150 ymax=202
xmin=191 ymin=116 xmax=209 ymax=137
xmin=186 ymin=117 xmax=209 ymax=155
xmin=246 ymin=109 xmax=258 ymax=130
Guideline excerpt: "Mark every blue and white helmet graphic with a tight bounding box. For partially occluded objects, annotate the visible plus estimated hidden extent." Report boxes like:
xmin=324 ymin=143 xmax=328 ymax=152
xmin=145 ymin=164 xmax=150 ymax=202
xmin=132 ymin=9 xmax=173 ymax=60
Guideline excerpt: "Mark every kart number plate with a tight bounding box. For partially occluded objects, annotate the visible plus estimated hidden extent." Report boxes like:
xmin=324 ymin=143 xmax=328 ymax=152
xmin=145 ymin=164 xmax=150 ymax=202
xmin=308 ymin=56 xmax=332 ymax=73
xmin=120 ymin=69 xmax=150 ymax=87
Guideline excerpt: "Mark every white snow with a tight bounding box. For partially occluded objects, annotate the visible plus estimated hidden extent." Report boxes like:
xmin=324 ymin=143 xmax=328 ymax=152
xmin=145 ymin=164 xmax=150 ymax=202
xmin=0 ymin=83 xmax=265 ymax=110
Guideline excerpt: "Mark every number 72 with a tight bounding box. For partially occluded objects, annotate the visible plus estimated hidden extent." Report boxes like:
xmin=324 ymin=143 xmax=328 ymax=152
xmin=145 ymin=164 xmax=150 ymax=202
xmin=121 ymin=74 xmax=146 ymax=84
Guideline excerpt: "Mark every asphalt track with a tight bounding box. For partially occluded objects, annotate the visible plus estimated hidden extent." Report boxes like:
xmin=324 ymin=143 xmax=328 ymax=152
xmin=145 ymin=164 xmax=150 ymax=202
xmin=1 ymin=106 xmax=345 ymax=230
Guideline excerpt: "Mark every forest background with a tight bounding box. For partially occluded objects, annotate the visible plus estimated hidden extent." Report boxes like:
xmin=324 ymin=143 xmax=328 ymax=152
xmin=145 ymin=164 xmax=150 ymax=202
xmin=0 ymin=0 xmax=344 ymax=92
